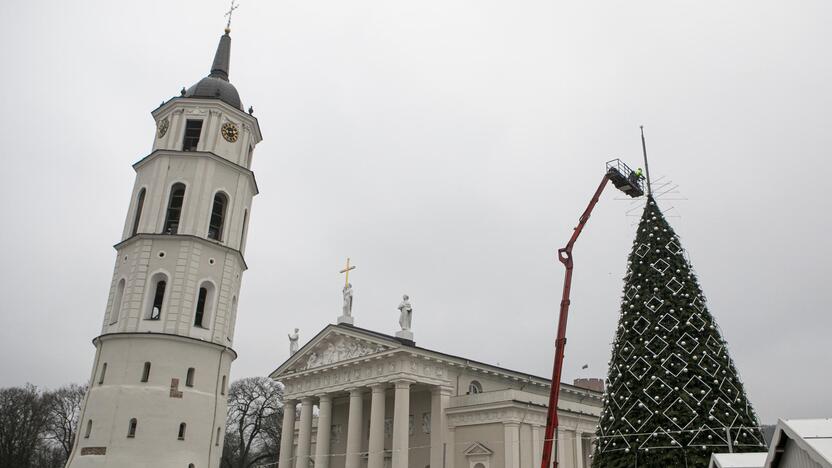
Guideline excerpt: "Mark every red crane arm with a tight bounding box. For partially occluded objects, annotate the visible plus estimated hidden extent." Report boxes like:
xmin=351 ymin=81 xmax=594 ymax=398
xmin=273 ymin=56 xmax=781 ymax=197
xmin=540 ymin=173 xmax=610 ymax=468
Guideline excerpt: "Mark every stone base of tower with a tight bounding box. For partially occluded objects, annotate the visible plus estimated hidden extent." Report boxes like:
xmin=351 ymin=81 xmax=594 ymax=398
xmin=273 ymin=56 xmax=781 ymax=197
xmin=65 ymin=333 xmax=236 ymax=468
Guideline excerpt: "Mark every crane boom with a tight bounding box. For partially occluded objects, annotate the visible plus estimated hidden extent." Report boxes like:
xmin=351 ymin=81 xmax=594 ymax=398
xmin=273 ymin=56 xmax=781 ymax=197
xmin=540 ymin=174 xmax=611 ymax=468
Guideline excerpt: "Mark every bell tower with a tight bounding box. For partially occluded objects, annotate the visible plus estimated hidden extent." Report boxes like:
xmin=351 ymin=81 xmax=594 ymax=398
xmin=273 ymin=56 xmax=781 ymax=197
xmin=66 ymin=27 xmax=262 ymax=468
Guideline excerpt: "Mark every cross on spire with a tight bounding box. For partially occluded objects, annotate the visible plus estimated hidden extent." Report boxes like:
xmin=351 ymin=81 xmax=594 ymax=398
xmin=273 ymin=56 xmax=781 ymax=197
xmin=224 ymin=0 xmax=239 ymax=32
xmin=339 ymin=257 xmax=356 ymax=286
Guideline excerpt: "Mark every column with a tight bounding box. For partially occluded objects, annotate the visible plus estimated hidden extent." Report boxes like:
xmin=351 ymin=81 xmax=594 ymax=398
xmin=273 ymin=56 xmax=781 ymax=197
xmin=368 ymin=384 xmax=387 ymax=468
xmin=278 ymin=399 xmax=297 ymax=468
xmin=532 ymin=426 xmax=542 ymax=468
xmin=344 ymin=388 xmax=365 ymax=468
xmin=295 ymin=397 xmax=314 ymax=468
xmin=314 ymin=394 xmax=333 ymax=468
xmin=504 ymin=423 xmax=520 ymax=468
xmin=430 ymin=386 xmax=451 ymax=468
xmin=574 ymin=431 xmax=584 ymax=468
xmin=446 ymin=426 xmax=456 ymax=468
xmin=520 ymin=424 xmax=533 ymax=468
xmin=392 ymin=380 xmax=412 ymax=468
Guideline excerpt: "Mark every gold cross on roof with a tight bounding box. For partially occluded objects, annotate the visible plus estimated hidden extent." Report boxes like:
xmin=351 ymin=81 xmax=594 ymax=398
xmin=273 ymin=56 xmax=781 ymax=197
xmin=339 ymin=257 xmax=356 ymax=286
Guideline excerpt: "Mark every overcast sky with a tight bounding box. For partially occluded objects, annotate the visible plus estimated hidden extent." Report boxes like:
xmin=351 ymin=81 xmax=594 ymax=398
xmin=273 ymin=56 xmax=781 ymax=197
xmin=1 ymin=0 xmax=830 ymax=423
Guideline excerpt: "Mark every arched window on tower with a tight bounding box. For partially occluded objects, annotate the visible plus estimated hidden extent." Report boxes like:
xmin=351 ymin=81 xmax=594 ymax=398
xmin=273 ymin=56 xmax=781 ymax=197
xmin=207 ymin=192 xmax=228 ymax=241
xmin=178 ymin=423 xmax=187 ymax=440
xmin=186 ymin=368 xmax=195 ymax=387
xmin=110 ymin=279 xmax=125 ymax=325
xmin=163 ymin=183 xmax=186 ymax=234
xmin=84 ymin=420 xmax=92 ymax=438
xmin=141 ymin=362 xmax=151 ymax=382
xmin=131 ymin=188 xmax=146 ymax=236
xmin=127 ymin=418 xmax=137 ymax=438
xmin=193 ymin=282 xmax=215 ymax=328
xmin=147 ymin=275 xmax=167 ymax=320
xmin=216 ymin=427 xmax=222 ymax=446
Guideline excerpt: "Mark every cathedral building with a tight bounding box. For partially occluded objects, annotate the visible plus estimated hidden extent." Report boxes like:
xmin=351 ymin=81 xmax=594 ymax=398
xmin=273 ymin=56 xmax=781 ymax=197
xmin=272 ymin=320 xmax=603 ymax=468
xmin=65 ymin=27 xmax=261 ymax=468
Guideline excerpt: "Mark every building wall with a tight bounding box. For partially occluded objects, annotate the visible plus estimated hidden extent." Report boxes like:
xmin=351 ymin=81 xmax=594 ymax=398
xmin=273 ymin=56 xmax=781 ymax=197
xmin=66 ymin=334 xmax=233 ymax=467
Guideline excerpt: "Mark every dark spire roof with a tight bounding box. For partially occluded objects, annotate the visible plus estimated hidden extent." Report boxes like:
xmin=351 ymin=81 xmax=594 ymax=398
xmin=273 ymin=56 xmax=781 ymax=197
xmin=209 ymin=30 xmax=231 ymax=80
xmin=183 ymin=30 xmax=243 ymax=110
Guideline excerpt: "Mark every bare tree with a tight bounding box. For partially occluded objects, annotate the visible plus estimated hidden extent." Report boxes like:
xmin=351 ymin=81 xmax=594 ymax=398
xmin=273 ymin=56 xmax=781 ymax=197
xmin=221 ymin=377 xmax=284 ymax=468
xmin=43 ymin=384 xmax=86 ymax=461
xmin=0 ymin=385 xmax=51 ymax=468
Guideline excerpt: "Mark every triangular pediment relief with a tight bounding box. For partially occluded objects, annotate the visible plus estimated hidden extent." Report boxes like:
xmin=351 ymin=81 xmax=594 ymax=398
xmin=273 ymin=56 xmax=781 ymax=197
xmin=275 ymin=326 xmax=396 ymax=376
xmin=463 ymin=442 xmax=493 ymax=456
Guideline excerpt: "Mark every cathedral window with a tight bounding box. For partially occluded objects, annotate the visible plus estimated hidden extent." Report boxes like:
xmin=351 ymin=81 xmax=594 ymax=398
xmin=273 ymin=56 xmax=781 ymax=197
xmin=110 ymin=279 xmax=125 ymax=325
xmin=98 ymin=363 xmax=107 ymax=385
xmin=163 ymin=183 xmax=186 ymax=234
xmin=468 ymin=380 xmax=483 ymax=395
xmin=84 ymin=420 xmax=92 ymax=438
xmin=141 ymin=362 xmax=151 ymax=382
xmin=131 ymin=188 xmax=146 ymax=236
xmin=182 ymin=120 xmax=203 ymax=151
xmin=149 ymin=277 xmax=167 ymax=320
xmin=178 ymin=423 xmax=187 ymax=440
xmin=127 ymin=418 xmax=137 ymax=438
xmin=186 ymin=368 xmax=195 ymax=387
xmin=207 ymin=192 xmax=228 ymax=241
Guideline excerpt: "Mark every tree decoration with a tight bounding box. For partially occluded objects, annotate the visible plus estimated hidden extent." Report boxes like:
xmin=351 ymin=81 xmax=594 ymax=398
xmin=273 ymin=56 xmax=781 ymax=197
xmin=592 ymin=197 xmax=766 ymax=467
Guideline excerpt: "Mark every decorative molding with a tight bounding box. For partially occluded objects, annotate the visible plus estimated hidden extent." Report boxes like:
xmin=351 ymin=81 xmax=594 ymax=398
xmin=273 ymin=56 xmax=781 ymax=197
xmin=293 ymin=335 xmax=390 ymax=371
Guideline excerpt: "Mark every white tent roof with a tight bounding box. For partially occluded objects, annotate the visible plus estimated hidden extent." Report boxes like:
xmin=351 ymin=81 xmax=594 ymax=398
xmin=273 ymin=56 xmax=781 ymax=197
xmin=765 ymin=418 xmax=832 ymax=467
xmin=709 ymin=452 xmax=767 ymax=468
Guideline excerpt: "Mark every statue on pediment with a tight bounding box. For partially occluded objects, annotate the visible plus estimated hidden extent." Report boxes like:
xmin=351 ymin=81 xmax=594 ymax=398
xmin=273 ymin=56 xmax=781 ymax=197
xmin=398 ymin=295 xmax=413 ymax=331
xmin=288 ymin=328 xmax=300 ymax=355
xmin=342 ymin=283 xmax=354 ymax=317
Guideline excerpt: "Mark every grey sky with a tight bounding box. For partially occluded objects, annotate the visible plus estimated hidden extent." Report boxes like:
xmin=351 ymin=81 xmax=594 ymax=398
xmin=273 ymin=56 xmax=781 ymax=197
xmin=0 ymin=0 xmax=830 ymax=423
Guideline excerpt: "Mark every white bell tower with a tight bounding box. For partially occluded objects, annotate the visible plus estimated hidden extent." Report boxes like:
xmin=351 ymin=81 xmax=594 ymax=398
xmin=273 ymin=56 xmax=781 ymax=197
xmin=66 ymin=27 xmax=262 ymax=468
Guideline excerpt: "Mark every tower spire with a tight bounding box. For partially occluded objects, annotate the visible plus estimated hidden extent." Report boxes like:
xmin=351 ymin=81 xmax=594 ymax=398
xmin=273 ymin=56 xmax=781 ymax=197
xmin=209 ymin=29 xmax=232 ymax=81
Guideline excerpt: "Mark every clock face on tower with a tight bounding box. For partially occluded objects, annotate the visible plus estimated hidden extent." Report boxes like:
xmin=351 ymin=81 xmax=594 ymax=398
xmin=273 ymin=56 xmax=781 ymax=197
xmin=157 ymin=118 xmax=169 ymax=138
xmin=221 ymin=122 xmax=239 ymax=143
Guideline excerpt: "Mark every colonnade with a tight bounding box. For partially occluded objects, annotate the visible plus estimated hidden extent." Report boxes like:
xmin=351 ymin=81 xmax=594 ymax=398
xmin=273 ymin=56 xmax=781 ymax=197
xmin=278 ymin=381 xmax=451 ymax=468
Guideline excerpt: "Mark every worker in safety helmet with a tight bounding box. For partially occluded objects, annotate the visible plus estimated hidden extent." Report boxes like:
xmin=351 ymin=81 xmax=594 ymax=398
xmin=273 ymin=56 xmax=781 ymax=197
xmin=635 ymin=167 xmax=644 ymax=179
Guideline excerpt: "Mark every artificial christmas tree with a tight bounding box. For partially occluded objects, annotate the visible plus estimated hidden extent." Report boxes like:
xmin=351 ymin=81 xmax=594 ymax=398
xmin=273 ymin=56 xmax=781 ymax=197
xmin=592 ymin=196 xmax=766 ymax=467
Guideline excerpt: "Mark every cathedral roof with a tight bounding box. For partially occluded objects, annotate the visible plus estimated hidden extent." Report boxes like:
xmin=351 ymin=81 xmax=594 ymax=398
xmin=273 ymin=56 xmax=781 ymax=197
xmin=183 ymin=30 xmax=243 ymax=110
xmin=270 ymin=323 xmax=601 ymax=397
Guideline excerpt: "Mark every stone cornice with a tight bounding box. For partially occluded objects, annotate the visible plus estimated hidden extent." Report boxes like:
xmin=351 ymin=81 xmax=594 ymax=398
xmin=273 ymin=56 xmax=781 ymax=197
xmin=281 ymin=353 xmax=452 ymax=400
xmin=93 ymin=332 xmax=238 ymax=359
xmin=113 ymin=233 xmax=248 ymax=271
xmin=151 ymin=97 xmax=263 ymax=143
xmin=132 ymin=149 xmax=260 ymax=195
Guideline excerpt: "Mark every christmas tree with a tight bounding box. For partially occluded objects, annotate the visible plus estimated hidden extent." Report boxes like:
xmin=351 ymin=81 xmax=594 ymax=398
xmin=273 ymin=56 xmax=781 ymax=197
xmin=592 ymin=196 xmax=766 ymax=467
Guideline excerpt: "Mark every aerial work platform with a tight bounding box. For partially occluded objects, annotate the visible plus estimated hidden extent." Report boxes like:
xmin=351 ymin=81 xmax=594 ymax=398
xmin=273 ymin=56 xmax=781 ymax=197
xmin=606 ymin=158 xmax=644 ymax=198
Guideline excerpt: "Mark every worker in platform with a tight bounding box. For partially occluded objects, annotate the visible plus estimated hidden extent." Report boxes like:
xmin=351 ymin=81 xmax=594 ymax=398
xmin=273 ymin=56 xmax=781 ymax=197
xmin=635 ymin=167 xmax=644 ymax=179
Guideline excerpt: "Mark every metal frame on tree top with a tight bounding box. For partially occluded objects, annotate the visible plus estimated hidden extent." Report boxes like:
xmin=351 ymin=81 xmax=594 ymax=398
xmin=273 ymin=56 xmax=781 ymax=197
xmin=540 ymin=156 xmax=645 ymax=468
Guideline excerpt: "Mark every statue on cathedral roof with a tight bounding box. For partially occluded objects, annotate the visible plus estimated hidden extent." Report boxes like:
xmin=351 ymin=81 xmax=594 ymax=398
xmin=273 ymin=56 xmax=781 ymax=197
xmin=288 ymin=328 xmax=300 ymax=355
xmin=342 ymin=283 xmax=354 ymax=318
xmin=398 ymin=295 xmax=413 ymax=331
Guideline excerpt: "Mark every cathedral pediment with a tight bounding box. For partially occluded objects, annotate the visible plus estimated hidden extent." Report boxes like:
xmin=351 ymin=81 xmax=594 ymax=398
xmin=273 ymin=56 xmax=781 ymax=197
xmin=463 ymin=442 xmax=493 ymax=456
xmin=276 ymin=325 xmax=396 ymax=375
